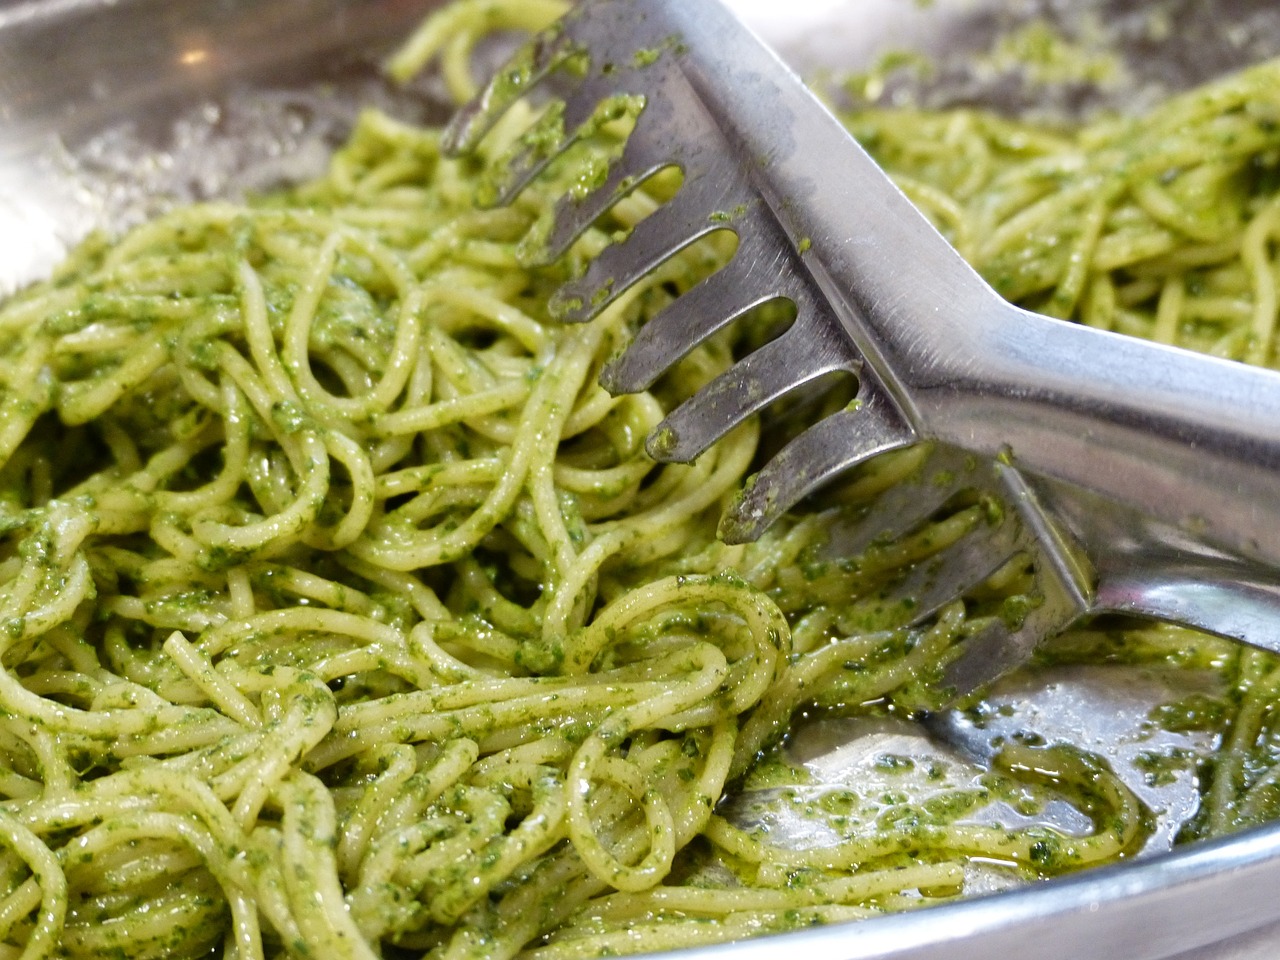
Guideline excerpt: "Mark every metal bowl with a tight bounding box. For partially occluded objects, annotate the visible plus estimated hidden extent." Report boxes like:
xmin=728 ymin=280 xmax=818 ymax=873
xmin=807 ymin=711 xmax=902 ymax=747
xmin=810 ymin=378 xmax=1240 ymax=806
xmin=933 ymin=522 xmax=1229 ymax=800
xmin=3 ymin=0 xmax=1280 ymax=957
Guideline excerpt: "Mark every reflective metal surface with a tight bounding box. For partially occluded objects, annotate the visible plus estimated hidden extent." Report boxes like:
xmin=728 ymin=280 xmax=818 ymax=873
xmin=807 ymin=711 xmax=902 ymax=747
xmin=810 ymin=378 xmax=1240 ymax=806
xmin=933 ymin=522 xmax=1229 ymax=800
xmin=3 ymin=0 xmax=1280 ymax=958
xmin=0 ymin=0 xmax=443 ymax=293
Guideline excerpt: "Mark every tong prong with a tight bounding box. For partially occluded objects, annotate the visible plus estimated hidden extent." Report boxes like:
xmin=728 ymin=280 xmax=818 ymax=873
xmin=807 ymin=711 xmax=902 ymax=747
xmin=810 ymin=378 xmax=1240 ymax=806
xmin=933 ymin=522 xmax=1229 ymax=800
xmin=939 ymin=617 xmax=1046 ymax=701
xmin=534 ymin=86 xmax=733 ymax=265
xmin=648 ymin=313 xmax=859 ymax=463
xmin=600 ymin=230 xmax=805 ymax=393
xmin=534 ymin=136 xmax=674 ymax=265
xmin=935 ymin=466 xmax=1093 ymax=695
xmin=824 ymin=446 xmax=986 ymax=556
xmin=550 ymin=182 xmax=758 ymax=322
xmin=883 ymin=516 xmax=1026 ymax=627
xmin=441 ymin=22 xmax=581 ymax=156
xmin=721 ymin=390 xmax=916 ymax=543
xmin=477 ymin=88 xmax=647 ymax=212
xmin=601 ymin=276 xmax=777 ymax=394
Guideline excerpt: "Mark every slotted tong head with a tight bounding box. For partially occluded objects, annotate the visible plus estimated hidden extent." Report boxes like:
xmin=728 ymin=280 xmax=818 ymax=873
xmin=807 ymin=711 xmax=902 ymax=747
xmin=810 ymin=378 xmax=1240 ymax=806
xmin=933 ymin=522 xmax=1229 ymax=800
xmin=444 ymin=0 xmax=1280 ymax=692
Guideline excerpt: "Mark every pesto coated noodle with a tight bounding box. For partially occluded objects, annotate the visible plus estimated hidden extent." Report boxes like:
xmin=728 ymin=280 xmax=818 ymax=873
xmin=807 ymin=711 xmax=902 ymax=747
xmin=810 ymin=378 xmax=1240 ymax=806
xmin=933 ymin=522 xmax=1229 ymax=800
xmin=0 ymin=1 xmax=1275 ymax=957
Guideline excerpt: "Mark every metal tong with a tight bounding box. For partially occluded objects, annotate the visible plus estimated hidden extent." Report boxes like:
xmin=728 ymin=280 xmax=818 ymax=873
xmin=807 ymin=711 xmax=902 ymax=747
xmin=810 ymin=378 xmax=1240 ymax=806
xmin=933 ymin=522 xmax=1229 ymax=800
xmin=443 ymin=0 xmax=1280 ymax=692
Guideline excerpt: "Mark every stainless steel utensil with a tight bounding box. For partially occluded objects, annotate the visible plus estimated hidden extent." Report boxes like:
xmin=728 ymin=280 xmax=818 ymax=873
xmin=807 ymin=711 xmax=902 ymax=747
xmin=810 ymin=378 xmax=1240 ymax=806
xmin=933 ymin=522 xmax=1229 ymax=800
xmin=830 ymin=443 xmax=1280 ymax=692
xmin=443 ymin=0 xmax=1280 ymax=692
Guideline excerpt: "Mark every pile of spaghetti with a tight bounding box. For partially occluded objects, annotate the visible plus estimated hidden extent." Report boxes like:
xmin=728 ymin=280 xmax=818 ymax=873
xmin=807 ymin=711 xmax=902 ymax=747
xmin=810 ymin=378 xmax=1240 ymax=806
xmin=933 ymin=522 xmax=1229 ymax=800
xmin=0 ymin=1 xmax=1277 ymax=958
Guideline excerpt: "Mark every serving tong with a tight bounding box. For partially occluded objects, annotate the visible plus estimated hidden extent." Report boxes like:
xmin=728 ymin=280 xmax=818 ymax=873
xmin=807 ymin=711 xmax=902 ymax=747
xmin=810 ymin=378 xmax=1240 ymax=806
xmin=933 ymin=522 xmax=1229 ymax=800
xmin=443 ymin=0 xmax=1280 ymax=694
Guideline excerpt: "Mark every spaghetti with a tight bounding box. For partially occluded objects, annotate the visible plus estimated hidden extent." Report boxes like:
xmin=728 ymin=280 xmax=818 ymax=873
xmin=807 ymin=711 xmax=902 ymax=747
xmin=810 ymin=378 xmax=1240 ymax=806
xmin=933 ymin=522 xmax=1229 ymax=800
xmin=0 ymin=1 xmax=1271 ymax=958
